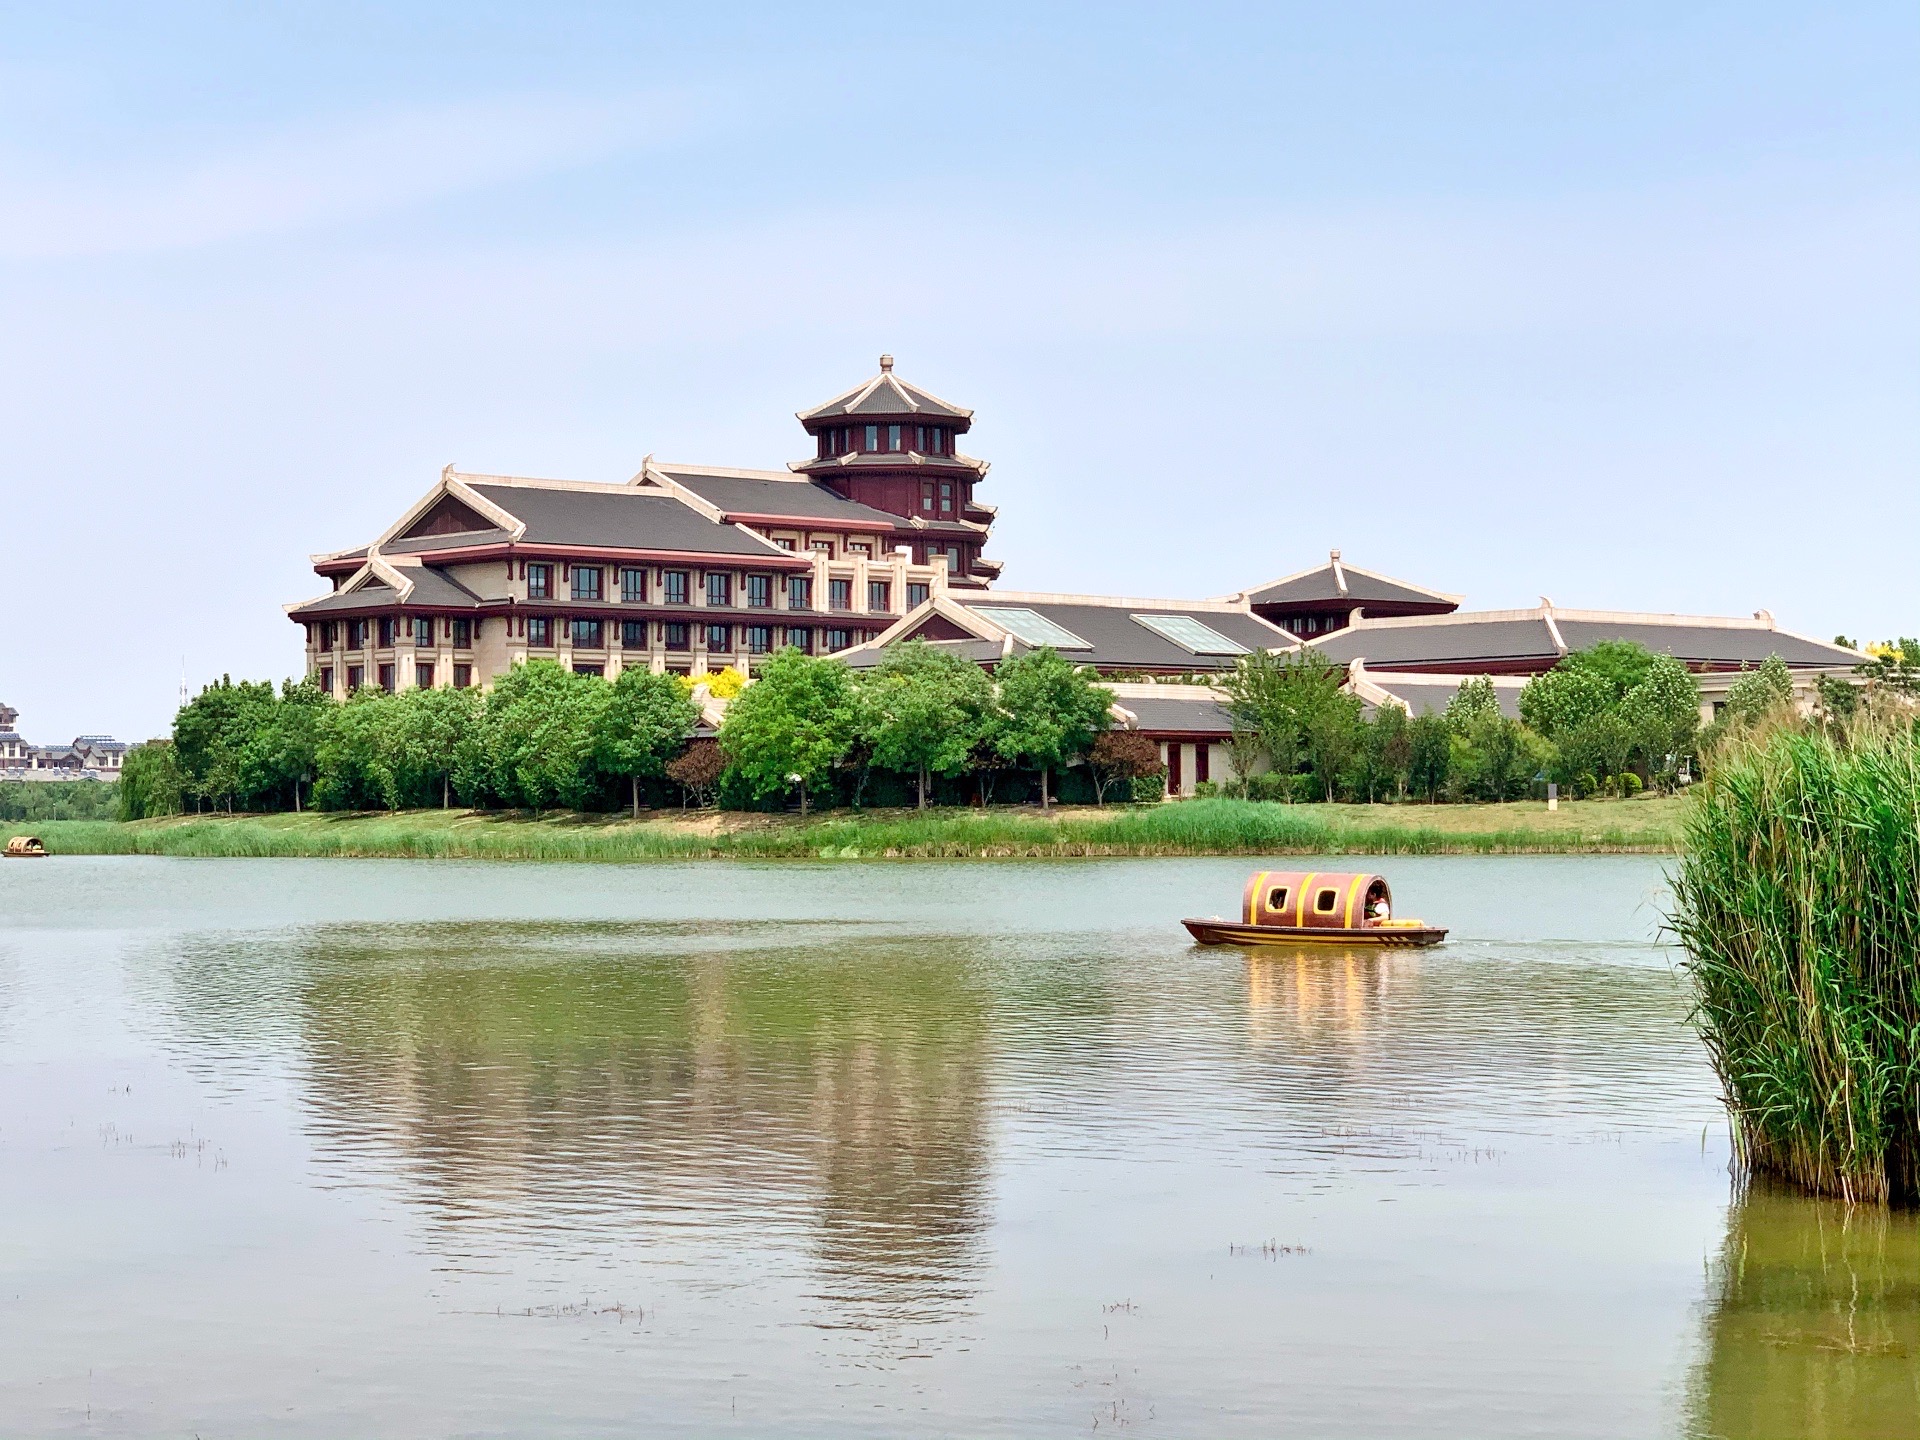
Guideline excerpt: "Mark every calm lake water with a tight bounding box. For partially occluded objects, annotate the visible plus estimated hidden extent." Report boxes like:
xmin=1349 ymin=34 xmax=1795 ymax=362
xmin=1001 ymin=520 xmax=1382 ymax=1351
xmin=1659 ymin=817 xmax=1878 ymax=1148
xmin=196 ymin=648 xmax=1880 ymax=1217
xmin=1 ymin=856 xmax=1914 ymax=1438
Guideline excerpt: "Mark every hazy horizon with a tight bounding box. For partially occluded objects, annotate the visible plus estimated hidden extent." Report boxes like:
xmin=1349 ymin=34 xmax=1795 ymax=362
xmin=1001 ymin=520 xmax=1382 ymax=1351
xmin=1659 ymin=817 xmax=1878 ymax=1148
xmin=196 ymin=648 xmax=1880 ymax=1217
xmin=2 ymin=3 xmax=1914 ymax=742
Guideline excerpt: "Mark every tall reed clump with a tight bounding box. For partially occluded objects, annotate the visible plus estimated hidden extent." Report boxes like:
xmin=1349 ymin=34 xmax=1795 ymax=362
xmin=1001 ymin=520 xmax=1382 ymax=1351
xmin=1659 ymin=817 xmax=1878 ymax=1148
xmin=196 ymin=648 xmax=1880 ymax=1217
xmin=1670 ymin=721 xmax=1920 ymax=1205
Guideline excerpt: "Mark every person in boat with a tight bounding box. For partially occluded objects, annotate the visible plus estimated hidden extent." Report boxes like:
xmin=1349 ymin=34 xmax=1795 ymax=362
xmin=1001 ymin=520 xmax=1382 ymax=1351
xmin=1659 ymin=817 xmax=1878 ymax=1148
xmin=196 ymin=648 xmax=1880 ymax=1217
xmin=1366 ymin=894 xmax=1391 ymax=925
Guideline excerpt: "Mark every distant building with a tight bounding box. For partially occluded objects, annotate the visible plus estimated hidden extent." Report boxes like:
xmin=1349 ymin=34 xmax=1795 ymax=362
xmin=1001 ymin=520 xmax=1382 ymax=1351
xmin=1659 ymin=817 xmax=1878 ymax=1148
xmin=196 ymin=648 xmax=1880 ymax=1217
xmin=285 ymin=361 xmax=1865 ymax=797
xmin=0 ymin=703 xmax=127 ymax=782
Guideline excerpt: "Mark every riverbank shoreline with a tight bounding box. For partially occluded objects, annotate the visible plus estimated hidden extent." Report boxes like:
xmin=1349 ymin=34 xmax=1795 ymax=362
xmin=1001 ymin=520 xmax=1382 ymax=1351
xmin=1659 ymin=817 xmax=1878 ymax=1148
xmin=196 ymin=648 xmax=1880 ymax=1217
xmin=13 ymin=796 xmax=1685 ymax=861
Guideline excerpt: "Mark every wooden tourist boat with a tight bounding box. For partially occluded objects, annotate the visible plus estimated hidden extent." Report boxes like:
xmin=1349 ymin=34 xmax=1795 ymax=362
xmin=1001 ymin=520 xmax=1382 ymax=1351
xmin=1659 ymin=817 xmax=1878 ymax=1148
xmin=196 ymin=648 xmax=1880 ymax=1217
xmin=1183 ymin=871 xmax=1446 ymax=948
xmin=4 ymin=835 xmax=49 ymax=858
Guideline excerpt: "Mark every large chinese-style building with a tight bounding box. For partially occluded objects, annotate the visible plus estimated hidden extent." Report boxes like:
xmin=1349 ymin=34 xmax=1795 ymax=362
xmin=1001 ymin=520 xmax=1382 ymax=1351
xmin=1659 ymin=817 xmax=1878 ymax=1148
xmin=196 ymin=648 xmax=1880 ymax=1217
xmin=288 ymin=357 xmax=1863 ymax=793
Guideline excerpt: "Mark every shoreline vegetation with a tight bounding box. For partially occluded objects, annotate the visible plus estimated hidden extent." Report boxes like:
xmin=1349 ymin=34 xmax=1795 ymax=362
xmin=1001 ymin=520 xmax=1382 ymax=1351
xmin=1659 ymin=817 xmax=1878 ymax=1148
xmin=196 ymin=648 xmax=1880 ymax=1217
xmin=19 ymin=795 xmax=1687 ymax=861
xmin=1672 ymin=721 xmax=1920 ymax=1206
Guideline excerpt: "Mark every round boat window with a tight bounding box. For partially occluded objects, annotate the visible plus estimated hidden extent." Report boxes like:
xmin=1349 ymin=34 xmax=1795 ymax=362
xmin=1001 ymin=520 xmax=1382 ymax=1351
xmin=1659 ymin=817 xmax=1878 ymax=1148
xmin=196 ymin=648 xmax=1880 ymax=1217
xmin=1315 ymin=888 xmax=1338 ymax=913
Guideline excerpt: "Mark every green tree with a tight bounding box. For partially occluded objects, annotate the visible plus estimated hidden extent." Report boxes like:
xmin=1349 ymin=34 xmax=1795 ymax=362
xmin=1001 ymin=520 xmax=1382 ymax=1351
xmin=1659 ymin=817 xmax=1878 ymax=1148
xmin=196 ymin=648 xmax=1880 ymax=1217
xmin=1858 ymin=638 xmax=1920 ymax=696
xmin=483 ymin=661 xmax=608 ymax=809
xmin=859 ymin=640 xmax=995 ymax=809
xmin=1618 ymin=653 xmax=1700 ymax=784
xmin=118 ymin=741 xmax=185 ymax=820
xmin=394 ymin=686 xmax=485 ymax=809
xmin=1350 ymin=703 xmax=1412 ymax=803
xmin=718 ymin=648 xmax=859 ymax=816
xmin=1451 ymin=713 xmax=1550 ymax=801
xmin=991 ymin=646 xmax=1112 ymax=809
xmin=1561 ymin=639 xmax=1657 ymax=696
xmin=173 ymin=676 xmax=279 ymax=812
xmin=1221 ymin=649 xmax=1353 ymax=802
xmin=1408 ymin=712 xmax=1451 ymax=803
xmin=594 ymin=668 xmax=699 ymax=816
xmin=1443 ymin=676 xmax=1502 ymax=734
xmin=244 ymin=679 xmax=331 ymax=810
xmin=1519 ymin=665 xmax=1615 ymax=739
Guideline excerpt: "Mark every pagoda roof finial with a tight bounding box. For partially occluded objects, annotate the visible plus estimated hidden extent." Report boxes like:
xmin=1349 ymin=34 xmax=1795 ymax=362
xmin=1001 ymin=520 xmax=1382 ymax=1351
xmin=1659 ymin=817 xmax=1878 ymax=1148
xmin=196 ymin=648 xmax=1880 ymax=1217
xmin=879 ymin=353 xmax=894 ymax=372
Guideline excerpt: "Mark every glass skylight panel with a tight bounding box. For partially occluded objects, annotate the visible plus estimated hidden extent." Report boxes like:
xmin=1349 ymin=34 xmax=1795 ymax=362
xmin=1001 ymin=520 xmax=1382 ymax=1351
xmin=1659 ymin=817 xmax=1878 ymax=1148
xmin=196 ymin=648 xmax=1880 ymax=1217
xmin=973 ymin=607 xmax=1093 ymax=650
xmin=1131 ymin=613 xmax=1250 ymax=655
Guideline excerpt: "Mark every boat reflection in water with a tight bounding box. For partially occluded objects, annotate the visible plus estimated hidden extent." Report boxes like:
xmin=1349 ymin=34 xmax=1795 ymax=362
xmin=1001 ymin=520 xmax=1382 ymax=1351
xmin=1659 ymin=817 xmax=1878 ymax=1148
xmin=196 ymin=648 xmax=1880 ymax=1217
xmin=1687 ymin=1183 xmax=1920 ymax=1438
xmin=1242 ymin=946 xmax=1422 ymax=1047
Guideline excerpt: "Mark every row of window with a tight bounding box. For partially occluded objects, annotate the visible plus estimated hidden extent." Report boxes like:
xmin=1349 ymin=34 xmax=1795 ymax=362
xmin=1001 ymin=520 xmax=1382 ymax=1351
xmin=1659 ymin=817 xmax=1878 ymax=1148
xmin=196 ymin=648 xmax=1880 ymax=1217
xmin=522 ymin=617 xmax=864 ymax=654
xmin=317 ymin=586 xmax=935 ymax=655
xmin=525 ymin=563 xmax=895 ymax=612
xmin=318 ymin=662 xmax=474 ymax=695
xmin=817 ymin=423 xmax=953 ymax=458
xmin=319 ymin=618 xmax=474 ymax=650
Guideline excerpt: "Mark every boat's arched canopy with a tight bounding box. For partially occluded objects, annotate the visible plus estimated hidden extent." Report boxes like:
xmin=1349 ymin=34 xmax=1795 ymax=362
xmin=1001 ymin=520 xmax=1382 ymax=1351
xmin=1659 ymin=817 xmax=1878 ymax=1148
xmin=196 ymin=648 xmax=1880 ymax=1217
xmin=1242 ymin=871 xmax=1391 ymax=930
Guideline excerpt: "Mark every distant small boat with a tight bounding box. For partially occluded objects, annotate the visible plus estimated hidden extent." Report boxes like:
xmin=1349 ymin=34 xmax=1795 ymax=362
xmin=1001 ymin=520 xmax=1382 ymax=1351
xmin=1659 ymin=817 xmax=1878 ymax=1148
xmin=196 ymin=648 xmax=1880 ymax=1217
xmin=1183 ymin=870 xmax=1446 ymax=948
xmin=4 ymin=835 xmax=48 ymax=858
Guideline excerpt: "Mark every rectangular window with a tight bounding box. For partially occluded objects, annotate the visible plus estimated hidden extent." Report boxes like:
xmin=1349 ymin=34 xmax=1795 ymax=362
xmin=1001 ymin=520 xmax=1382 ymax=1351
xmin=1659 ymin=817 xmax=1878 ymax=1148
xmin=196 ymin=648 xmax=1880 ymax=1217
xmin=1196 ymin=743 xmax=1211 ymax=784
xmin=847 ymin=541 xmax=871 ymax=557
xmin=786 ymin=627 xmax=812 ymax=653
xmin=620 ymin=567 xmax=647 ymax=603
xmin=809 ymin=539 xmax=834 ymax=555
xmin=829 ymin=578 xmax=852 ymax=611
xmin=452 ymin=618 xmax=472 ymax=648
xmin=947 ymin=545 xmax=963 ymax=571
xmin=347 ymin=664 xmax=364 ymax=691
xmin=868 ymin=580 xmax=891 ymax=612
xmin=940 ymin=482 xmax=953 ymax=514
xmin=570 ymin=618 xmax=603 ymax=649
xmin=527 ymin=617 xmax=552 ymax=647
xmin=864 ymin=423 xmax=879 ymax=451
xmin=706 ymin=572 xmax=731 ymax=607
xmin=527 ymin=564 xmax=552 ymax=599
xmin=664 ymin=570 xmax=689 ymax=605
xmin=825 ymin=628 xmax=852 ymax=652
xmin=453 ymin=664 xmax=472 ymax=689
xmin=745 ymin=574 xmax=772 ymax=608
xmin=377 ymin=617 xmax=395 ymax=648
xmin=787 ymin=576 xmax=811 ymax=609
xmin=621 ymin=619 xmax=646 ymax=649
xmin=746 ymin=625 xmax=773 ymax=654
xmin=907 ymin=582 xmax=930 ymax=608
xmin=319 ymin=666 xmax=333 ymax=694
xmin=705 ymin=622 xmax=730 ymax=652
xmin=412 ymin=616 xmax=433 ymax=647
xmin=318 ymin=621 xmax=335 ymax=649
xmin=664 ymin=622 xmax=690 ymax=652
xmin=573 ymin=663 xmax=603 ymax=677
xmin=887 ymin=423 xmax=901 ymax=452
xmin=415 ymin=662 xmax=436 ymax=690
xmin=572 ymin=566 xmax=603 ymax=601
xmin=775 ymin=537 xmax=795 ymax=550
xmin=921 ymin=482 xmax=935 ymax=513
xmin=377 ymin=663 xmax=395 ymax=693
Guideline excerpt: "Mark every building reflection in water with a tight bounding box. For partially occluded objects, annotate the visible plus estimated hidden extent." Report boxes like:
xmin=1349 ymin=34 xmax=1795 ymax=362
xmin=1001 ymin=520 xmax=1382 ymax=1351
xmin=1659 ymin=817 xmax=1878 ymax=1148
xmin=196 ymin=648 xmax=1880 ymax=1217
xmin=170 ymin=920 xmax=994 ymax=1327
xmin=1686 ymin=1183 xmax=1920 ymax=1439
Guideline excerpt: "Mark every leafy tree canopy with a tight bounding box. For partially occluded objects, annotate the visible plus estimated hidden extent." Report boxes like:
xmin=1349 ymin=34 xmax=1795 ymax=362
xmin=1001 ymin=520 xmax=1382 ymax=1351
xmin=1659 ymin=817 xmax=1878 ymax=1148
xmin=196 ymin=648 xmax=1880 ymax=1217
xmin=718 ymin=648 xmax=859 ymax=809
xmin=990 ymin=646 xmax=1112 ymax=805
xmin=860 ymin=640 xmax=995 ymax=808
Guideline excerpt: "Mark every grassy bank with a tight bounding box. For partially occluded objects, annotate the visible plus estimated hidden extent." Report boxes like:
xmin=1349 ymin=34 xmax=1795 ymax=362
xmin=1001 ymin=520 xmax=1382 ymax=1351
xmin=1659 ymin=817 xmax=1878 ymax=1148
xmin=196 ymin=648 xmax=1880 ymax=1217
xmin=1671 ymin=724 xmax=1920 ymax=1206
xmin=14 ymin=795 xmax=1685 ymax=862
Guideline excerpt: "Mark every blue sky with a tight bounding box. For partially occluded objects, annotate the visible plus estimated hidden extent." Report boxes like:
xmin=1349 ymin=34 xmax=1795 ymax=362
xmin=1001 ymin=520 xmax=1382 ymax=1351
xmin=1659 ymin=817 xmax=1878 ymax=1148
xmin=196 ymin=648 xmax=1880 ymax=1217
xmin=2 ymin=2 xmax=1915 ymax=741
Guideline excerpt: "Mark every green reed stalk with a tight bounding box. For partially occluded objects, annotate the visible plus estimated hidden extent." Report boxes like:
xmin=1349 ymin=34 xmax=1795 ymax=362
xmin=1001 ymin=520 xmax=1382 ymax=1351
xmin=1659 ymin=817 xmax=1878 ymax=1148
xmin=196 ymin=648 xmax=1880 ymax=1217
xmin=1670 ymin=722 xmax=1920 ymax=1205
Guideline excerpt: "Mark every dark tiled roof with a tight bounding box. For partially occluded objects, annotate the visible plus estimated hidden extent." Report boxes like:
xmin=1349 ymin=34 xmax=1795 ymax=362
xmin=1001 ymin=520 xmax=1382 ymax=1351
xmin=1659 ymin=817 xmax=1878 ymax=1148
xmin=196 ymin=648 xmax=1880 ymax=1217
xmin=839 ymin=638 xmax=1007 ymax=671
xmin=660 ymin=469 xmax=907 ymax=528
xmin=950 ymin=597 xmax=1293 ymax=673
xmin=290 ymin=585 xmax=403 ymax=617
xmin=392 ymin=566 xmax=487 ymax=608
xmin=466 ymin=483 xmax=783 ymax=557
xmin=1314 ymin=610 xmax=1860 ymax=671
xmin=1312 ymin=616 xmax=1557 ymax=667
xmin=1244 ymin=559 xmax=1456 ymax=609
xmin=1114 ymin=694 xmax=1234 ymax=735
xmin=383 ymin=529 xmax=512 ymax=554
xmin=798 ymin=368 xmax=972 ymax=422
xmin=1552 ymin=618 xmax=1855 ymax=668
xmin=1364 ymin=677 xmax=1526 ymax=720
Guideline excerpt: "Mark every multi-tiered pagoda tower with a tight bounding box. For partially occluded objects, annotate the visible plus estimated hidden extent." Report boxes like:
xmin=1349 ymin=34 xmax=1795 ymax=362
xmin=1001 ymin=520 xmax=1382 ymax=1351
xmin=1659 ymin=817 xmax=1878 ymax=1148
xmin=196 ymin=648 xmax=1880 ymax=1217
xmin=790 ymin=355 xmax=999 ymax=585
